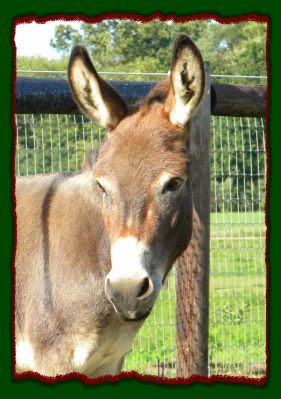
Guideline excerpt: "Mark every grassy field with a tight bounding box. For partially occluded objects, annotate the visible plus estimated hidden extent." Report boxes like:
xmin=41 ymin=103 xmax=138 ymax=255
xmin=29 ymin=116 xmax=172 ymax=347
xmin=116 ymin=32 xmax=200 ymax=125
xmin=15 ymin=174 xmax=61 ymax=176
xmin=123 ymin=212 xmax=267 ymax=378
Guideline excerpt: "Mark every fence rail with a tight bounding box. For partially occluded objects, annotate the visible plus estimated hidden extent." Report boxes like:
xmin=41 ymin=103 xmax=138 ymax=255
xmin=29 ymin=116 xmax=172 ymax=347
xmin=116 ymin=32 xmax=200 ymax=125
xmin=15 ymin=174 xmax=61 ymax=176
xmin=16 ymin=77 xmax=267 ymax=117
xmin=17 ymin=70 xmax=268 ymax=80
xmin=14 ymin=76 xmax=267 ymax=378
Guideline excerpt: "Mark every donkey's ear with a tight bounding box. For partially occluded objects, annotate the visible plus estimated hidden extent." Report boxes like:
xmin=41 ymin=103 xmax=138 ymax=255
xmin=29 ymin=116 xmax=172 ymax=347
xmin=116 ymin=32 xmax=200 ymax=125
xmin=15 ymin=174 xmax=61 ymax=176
xmin=165 ymin=35 xmax=205 ymax=127
xmin=68 ymin=46 xmax=128 ymax=131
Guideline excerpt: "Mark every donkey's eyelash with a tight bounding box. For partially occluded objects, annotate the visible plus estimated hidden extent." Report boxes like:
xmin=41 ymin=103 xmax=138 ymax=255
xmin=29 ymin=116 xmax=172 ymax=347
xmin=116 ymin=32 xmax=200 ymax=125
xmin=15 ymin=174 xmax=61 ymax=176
xmin=162 ymin=177 xmax=184 ymax=194
xmin=96 ymin=181 xmax=107 ymax=194
xmin=95 ymin=177 xmax=114 ymax=195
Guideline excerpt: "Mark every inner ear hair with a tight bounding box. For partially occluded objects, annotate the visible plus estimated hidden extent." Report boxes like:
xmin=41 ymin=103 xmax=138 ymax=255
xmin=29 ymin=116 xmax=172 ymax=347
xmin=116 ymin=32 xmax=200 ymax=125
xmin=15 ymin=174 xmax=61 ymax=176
xmin=68 ymin=46 xmax=128 ymax=131
xmin=166 ymin=34 xmax=205 ymax=127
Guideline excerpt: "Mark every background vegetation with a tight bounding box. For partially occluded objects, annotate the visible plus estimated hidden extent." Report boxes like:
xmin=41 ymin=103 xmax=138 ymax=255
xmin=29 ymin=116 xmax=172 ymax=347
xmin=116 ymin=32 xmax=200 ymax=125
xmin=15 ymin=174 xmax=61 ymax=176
xmin=18 ymin=19 xmax=267 ymax=82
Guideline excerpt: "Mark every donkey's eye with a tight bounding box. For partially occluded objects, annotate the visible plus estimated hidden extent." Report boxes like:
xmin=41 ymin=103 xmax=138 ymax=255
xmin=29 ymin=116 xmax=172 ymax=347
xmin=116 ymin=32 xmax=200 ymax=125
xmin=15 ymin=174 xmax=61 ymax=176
xmin=96 ymin=181 xmax=107 ymax=195
xmin=162 ymin=177 xmax=184 ymax=194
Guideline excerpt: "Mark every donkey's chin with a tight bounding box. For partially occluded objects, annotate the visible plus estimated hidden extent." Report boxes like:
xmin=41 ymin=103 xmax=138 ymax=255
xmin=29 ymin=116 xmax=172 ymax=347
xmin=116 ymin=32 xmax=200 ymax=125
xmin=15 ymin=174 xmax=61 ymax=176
xmin=116 ymin=308 xmax=152 ymax=322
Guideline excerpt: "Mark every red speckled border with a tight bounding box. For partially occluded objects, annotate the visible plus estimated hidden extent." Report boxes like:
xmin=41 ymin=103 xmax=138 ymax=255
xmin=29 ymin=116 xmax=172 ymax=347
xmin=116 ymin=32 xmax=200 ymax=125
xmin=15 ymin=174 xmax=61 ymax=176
xmin=11 ymin=12 xmax=269 ymax=386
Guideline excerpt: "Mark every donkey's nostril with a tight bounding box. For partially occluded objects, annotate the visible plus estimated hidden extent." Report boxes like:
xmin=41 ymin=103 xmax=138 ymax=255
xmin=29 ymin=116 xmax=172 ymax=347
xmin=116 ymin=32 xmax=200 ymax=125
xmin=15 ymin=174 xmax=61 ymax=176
xmin=105 ymin=275 xmax=153 ymax=302
xmin=137 ymin=277 xmax=151 ymax=298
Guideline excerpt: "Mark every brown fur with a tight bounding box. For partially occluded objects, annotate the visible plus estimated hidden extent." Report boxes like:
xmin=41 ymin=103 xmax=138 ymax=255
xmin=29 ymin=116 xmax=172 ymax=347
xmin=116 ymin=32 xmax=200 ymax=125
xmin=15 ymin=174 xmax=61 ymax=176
xmin=15 ymin=35 xmax=205 ymax=378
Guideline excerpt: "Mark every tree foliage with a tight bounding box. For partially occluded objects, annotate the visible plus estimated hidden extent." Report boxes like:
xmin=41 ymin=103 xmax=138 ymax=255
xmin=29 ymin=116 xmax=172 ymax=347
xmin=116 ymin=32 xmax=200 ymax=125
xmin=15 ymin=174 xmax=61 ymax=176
xmin=17 ymin=55 xmax=68 ymax=78
xmin=49 ymin=19 xmax=267 ymax=79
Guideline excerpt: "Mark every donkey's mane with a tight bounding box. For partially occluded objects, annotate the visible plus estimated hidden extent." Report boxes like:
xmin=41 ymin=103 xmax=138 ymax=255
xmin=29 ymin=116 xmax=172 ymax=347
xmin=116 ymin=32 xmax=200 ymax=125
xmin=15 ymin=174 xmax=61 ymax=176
xmin=82 ymin=146 xmax=101 ymax=171
xmin=140 ymin=77 xmax=170 ymax=108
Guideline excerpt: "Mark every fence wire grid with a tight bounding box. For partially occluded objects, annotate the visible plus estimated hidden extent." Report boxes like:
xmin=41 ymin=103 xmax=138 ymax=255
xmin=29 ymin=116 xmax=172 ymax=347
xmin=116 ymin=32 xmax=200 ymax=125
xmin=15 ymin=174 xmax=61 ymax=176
xmin=14 ymin=78 xmax=267 ymax=379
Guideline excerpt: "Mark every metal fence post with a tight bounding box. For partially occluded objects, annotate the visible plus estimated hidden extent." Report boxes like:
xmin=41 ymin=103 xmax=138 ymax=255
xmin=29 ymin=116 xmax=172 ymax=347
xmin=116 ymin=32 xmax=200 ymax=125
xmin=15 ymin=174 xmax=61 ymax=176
xmin=176 ymin=66 xmax=211 ymax=377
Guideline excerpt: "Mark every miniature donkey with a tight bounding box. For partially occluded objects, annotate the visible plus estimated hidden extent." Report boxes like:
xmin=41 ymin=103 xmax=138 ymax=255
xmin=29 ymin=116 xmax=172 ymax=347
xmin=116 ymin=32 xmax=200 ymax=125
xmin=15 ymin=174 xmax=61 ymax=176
xmin=15 ymin=35 xmax=205 ymax=377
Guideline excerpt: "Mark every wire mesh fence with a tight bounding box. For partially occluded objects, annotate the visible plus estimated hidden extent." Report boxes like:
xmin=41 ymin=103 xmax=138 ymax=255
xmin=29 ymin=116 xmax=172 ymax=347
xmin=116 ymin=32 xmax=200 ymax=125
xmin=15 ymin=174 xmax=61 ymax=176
xmin=209 ymin=116 xmax=266 ymax=377
xmin=14 ymin=109 xmax=266 ymax=378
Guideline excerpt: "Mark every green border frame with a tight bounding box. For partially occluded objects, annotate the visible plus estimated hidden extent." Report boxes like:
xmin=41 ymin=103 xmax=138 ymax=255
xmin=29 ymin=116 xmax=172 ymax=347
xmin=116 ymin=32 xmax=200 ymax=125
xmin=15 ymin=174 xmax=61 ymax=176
xmin=1 ymin=0 xmax=278 ymax=397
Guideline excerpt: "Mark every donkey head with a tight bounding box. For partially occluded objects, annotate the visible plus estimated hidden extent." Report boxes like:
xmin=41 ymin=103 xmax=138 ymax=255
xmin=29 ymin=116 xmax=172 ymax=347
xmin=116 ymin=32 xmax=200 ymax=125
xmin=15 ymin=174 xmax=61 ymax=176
xmin=68 ymin=35 xmax=205 ymax=322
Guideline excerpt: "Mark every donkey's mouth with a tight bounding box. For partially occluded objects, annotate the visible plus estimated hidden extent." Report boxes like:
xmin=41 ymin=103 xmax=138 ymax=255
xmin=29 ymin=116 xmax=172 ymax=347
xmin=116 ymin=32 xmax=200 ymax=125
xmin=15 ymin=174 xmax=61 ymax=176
xmin=117 ymin=308 xmax=152 ymax=322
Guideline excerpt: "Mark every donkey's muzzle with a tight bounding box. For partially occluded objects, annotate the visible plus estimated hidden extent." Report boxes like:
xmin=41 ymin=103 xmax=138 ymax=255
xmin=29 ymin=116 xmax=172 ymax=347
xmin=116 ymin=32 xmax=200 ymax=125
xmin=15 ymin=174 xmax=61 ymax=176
xmin=105 ymin=275 xmax=154 ymax=321
xmin=117 ymin=308 xmax=152 ymax=322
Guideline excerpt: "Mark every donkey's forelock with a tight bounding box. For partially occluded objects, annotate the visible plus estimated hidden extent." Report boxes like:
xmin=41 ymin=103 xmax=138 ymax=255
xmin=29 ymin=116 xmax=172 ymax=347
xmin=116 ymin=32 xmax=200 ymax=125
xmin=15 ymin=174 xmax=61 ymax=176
xmin=139 ymin=77 xmax=170 ymax=109
xmin=93 ymin=107 xmax=189 ymax=179
xmin=82 ymin=78 xmax=189 ymax=182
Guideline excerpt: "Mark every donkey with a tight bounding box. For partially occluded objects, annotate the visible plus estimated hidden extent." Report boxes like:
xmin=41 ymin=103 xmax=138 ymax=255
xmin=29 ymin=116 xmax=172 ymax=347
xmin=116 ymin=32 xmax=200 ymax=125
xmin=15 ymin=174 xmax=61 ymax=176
xmin=15 ymin=35 xmax=205 ymax=378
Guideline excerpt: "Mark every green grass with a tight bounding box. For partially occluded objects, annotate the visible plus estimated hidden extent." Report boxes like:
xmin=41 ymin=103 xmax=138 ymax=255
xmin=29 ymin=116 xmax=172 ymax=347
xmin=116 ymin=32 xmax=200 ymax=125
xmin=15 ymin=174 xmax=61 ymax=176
xmin=124 ymin=212 xmax=266 ymax=378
